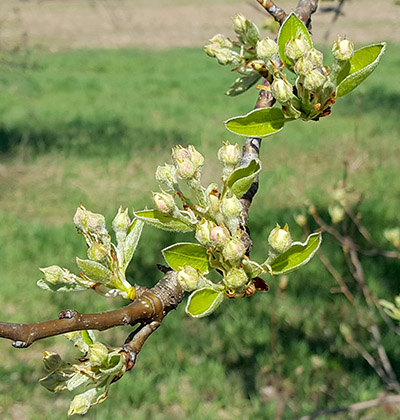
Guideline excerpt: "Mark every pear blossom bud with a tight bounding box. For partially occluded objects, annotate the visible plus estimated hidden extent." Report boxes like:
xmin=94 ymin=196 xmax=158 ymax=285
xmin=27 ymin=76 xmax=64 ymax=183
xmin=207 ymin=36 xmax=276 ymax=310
xmin=328 ymin=204 xmax=345 ymax=224
xmin=294 ymin=214 xmax=307 ymax=228
xmin=232 ymin=14 xmax=259 ymax=46
xmin=384 ymin=228 xmax=400 ymax=249
xmin=175 ymin=159 xmax=196 ymax=179
xmin=112 ymin=207 xmax=130 ymax=233
xmin=294 ymin=55 xmax=314 ymax=76
xmin=222 ymin=238 xmax=246 ymax=262
xmin=232 ymin=14 xmax=247 ymax=35
xmin=208 ymin=194 xmax=221 ymax=216
xmin=88 ymin=242 xmax=109 ymax=262
xmin=188 ymin=145 xmax=205 ymax=169
xmin=208 ymin=33 xmax=233 ymax=49
xmin=43 ymin=351 xmax=62 ymax=372
xmin=285 ymin=38 xmax=308 ymax=63
xmin=88 ymin=342 xmax=109 ymax=366
xmin=256 ymin=37 xmax=278 ymax=60
xmin=152 ymin=192 xmax=176 ymax=214
xmin=271 ymin=77 xmax=293 ymax=105
xmin=332 ymin=38 xmax=354 ymax=62
xmin=210 ymin=226 xmax=229 ymax=248
xmin=225 ymin=267 xmax=248 ymax=289
xmin=268 ymin=224 xmax=292 ymax=253
xmin=40 ymin=265 xmax=64 ymax=284
xmin=221 ymin=196 xmax=242 ymax=219
xmin=305 ymin=48 xmax=324 ymax=69
xmin=73 ymin=206 xmax=107 ymax=235
xmin=155 ymin=164 xmax=178 ymax=187
xmin=195 ymin=219 xmax=213 ymax=245
xmin=303 ymin=69 xmax=326 ymax=90
xmin=177 ymin=265 xmax=200 ymax=292
xmin=218 ymin=142 xmax=241 ymax=166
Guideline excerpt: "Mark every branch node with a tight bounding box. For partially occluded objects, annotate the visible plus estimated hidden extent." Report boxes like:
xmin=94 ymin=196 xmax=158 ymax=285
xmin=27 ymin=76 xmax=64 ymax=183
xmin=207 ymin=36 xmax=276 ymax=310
xmin=58 ymin=309 xmax=78 ymax=320
xmin=12 ymin=340 xmax=29 ymax=349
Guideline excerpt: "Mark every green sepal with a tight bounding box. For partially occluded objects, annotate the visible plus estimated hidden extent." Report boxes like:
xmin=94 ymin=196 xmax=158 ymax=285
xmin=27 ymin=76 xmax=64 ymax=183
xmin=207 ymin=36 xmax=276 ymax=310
xmin=266 ymin=232 xmax=322 ymax=275
xmin=225 ymin=108 xmax=286 ymax=137
xmin=185 ymin=288 xmax=224 ymax=318
xmin=162 ymin=242 xmax=210 ymax=274
xmin=277 ymin=12 xmax=313 ymax=67
xmin=227 ymin=158 xmax=261 ymax=198
xmin=76 ymin=258 xmax=112 ymax=284
xmin=336 ymin=42 xmax=386 ymax=97
xmin=226 ymin=73 xmax=261 ymax=96
xmin=134 ymin=209 xmax=195 ymax=232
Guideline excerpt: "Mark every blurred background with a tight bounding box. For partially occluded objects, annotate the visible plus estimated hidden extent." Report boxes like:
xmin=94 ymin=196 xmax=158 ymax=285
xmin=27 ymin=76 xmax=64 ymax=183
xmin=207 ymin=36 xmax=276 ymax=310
xmin=0 ymin=0 xmax=400 ymax=419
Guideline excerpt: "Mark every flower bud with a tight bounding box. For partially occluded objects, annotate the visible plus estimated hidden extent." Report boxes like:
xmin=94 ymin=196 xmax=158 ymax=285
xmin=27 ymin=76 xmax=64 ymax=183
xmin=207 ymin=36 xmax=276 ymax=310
xmin=88 ymin=242 xmax=109 ymax=262
xmin=222 ymin=238 xmax=246 ymax=263
xmin=195 ymin=219 xmax=213 ymax=245
xmin=210 ymin=226 xmax=229 ymax=248
xmin=208 ymin=193 xmax=221 ymax=216
xmin=172 ymin=145 xmax=191 ymax=163
xmin=305 ymin=48 xmax=324 ymax=69
xmin=221 ymin=195 xmax=242 ymax=219
xmin=73 ymin=206 xmax=107 ymax=235
xmin=155 ymin=164 xmax=178 ymax=187
xmin=303 ymin=69 xmax=326 ymax=91
xmin=384 ymin=228 xmax=400 ymax=249
xmin=175 ymin=159 xmax=196 ymax=179
xmin=271 ymin=77 xmax=293 ymax=105
xmin=112 ymin=207 xmax=130 ymax=234
xmin=294 ymin=55 xmax=314 ymax=76
xmin=285 ymin=38 xmax=308 ymax=63
xmin=43 ymin=351 xmax=63 ymax=372
xmin=268 ymin=224 xmax=292 ymax=253
xmin=233 ymin=14 xmax=259 ymax=46
xmin=332 ymin=38 xmax=354 ymax=62
xmin=328 ymin=204 xmax=345 ymax=224
xmin=188 ymin=145 xmax=205 ymax=169
xmin=294 ymin=214 xmax=307 ymax=228
xmin=152 ymin=191 xmax=176 ymax=214
xmin=208 ymin=33 xmax=233 ymax=49
xmin=232 ymin=14 xmax=247 ymax=35
xmin=88 ymin=342 xmax=109 ymax=366
xmin=256 ymin=37 xmax=278 ymax=60
xmin=40 ymin=265 xmax=64 ymax=285
xmin=177 ymin=265 xmax=200 ymax=292
xmin=217 ymin=142 xmax=241 ymax=167
xmin=225 ymin=267 xmax=248 ymax=289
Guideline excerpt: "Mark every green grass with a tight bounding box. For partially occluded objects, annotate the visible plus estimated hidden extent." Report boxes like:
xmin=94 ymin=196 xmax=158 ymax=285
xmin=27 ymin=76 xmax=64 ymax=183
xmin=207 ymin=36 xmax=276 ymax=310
xmin=0 ymin=44 xmax=400 ymax=419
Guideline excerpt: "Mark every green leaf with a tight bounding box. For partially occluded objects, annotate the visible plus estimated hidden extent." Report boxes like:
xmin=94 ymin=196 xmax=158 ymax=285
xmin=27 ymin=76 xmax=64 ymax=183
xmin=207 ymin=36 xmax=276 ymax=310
xmin=226 ymin=73 xmax=261 ymax=97
xmin=162 ymin=243 xmax=210 ymax=274
xmin=336 ymin=42 xmax=386 ymax=97
xmin=185 ymin=288 xmax=224 ymax=318
xmin=37 ymin=278 xmax=90 ymax=293
xmin=123 ymin=218 xmax=144 ymax=269
xmin=76 ymin=258 xmax=112 ymax=283
xmin=225 ymin=108 xmax=286 ymax=137
xmin=268 ymin=232 xmax=322 ymax=275
xmin=277 ymin=13 xmax=313 ymax=66
xmin=227 ymin=158 xmax=261 ymax=198
xmin=134 ymin=209 xmax=195 ymax=232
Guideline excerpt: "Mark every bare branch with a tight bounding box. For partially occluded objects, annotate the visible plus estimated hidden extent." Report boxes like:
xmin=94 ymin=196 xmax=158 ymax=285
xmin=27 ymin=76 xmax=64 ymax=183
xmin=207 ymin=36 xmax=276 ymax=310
xmin=294 ymin=0 xmax=319 ymax=28
xmin=292 ymin=394 xmax=400 ymax=420
xmin=255 ymin=0 xmax=287 ymax=25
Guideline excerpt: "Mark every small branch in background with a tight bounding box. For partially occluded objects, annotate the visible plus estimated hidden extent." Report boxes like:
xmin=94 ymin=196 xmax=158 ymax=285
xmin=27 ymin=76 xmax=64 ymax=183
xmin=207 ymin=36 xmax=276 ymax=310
xmin=255 ymin=0 xmax=288 ymax=25
xmin=321 ymin=0 xmax=348 ymax=46
xmin=292 ymin=393 xmax=400 ymax=420
xmin=294 ymin=0 xmax=319 ymax=28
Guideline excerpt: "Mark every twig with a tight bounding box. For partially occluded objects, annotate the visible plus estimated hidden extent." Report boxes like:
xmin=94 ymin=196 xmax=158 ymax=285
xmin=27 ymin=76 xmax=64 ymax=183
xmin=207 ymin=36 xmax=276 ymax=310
xmin=294 ymin=0 xmax=319 ymax=28
xmin=255 ymin=0 xmax=287 ymax=25
xmin=292 ymin=393 xmax=400 ymax=420
xmin=322 ymin=0 xmax=348 ymax=46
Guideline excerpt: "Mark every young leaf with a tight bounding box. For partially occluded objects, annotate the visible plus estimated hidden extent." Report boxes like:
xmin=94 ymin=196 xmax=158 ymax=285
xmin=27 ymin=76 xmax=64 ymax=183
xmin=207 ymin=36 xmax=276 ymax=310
xmin=185 ymin=288 xmax=224 ymax=318
xmin=225 ymin=108 xmax=286 ymax=137
xmin=134 ymin=209 xmax=194 ymax=232
xmin=336 ymin=42 xmax=386 ymax=97
xmin=227 ymin=159 xmax=261 ymax=198
xmin=162 ymin=243 xmax=210 ymax=274
xmin=123 ymin=218 xmax=144 ymax=269
xmin=226 ymin=73 xmax=261 ymax=97
xmin=277 ymin=13 xmax=313 ymax=66
xmin=267 ymin=232 xmax=322 ymax=275
xmin=76 ymin=258 xmax=113 ymax=284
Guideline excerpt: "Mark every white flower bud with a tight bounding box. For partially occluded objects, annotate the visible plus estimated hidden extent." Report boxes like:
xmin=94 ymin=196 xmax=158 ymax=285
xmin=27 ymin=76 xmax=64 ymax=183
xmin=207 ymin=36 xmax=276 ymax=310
xmin=155 ymin=164 xmax=178 ymax=187
xmin=222 ymin=238 xmax=246 ymax=263
xmin=256 ymin=37 xmax=278 ymax=60
xmin=285 ymin=38 xmax=308 ymax=63
xmin=384 ymin=228 xmax=400 ymax=249
xmin=268 ymin=224 xmax=292 ymax=253
xmin=305 ymin=48 xmax=324 ymax=69
xmin=221 ymin=195 xmax=242 ymax=219
xmin=303 ymin=69 xmax=326 ymax=90
xmin=112 ymin=207 xmax=130 ymax=233
xmin=225 ymin=267 xmax=248 ymax=289
xmin=232 ymin=14 xmax=247 ymax=35
xmin=328 ymin=204 xmax=345 ymax=224
xmin=210 ymin=226 xmax=229 ymax=248
xmin=177 ymin=265 xmax=200 ymax=292
xmin=188 ymin=145 xmax=205 ymax=169
xmin=271 ymin=76 xmax=293 ymax=105
xmin=73 ymin=206 xmax=107 ymax=236
xmin=88 ymin=342 xmax=109 ymax=367
xmin=217 ymin=142 xmax=241 ymax=166
xmin=332 ymin=37 xmax=354 ymax=62
xmin=208 ymin=33 xmax=233 ymax=49
xmin=294 ymin=55 xmax=314 ymax=76
xmin=195 ymin=219 xmax=213 ymax=245
xmin=152 ymin=192 xmax=176 ymax=214
xmin=87 ymin=242 xmax=109 ymax=262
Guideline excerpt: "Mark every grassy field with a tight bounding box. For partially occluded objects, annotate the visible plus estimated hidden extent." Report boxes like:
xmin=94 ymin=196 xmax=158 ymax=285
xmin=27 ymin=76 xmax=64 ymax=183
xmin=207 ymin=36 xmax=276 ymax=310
xmin=0 ymin=41 xmax=400 ymax=420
